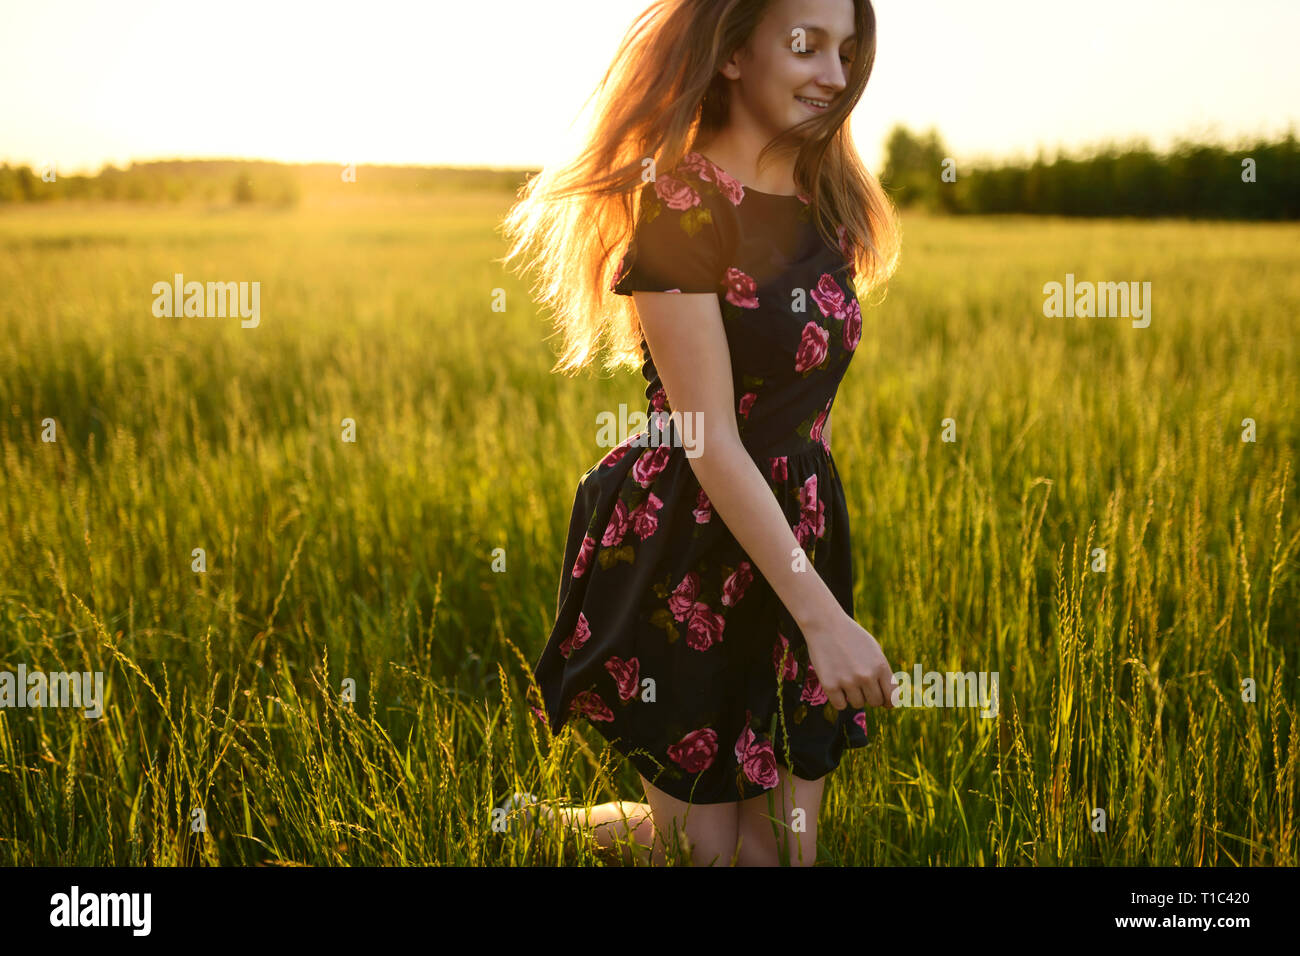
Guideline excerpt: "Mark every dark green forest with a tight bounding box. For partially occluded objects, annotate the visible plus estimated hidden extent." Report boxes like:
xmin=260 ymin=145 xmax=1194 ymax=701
xmin=880 ymin=125 xmax=1299 ymax=219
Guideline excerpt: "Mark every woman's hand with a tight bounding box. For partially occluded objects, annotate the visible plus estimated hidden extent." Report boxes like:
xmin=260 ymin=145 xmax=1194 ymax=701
xmin=801 ymin=612 xmax=897 ymax=710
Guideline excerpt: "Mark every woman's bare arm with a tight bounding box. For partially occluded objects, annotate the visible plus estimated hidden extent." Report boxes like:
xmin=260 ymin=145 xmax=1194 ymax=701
xmin=632 ymin=291 xmax=895 ymax=709
xmin=632 ymin=291 xmax=841 ymax=632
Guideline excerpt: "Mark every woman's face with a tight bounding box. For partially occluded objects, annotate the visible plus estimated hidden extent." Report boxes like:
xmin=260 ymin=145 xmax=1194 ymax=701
xmin=722 ymin=0 xmax=858 ymax=137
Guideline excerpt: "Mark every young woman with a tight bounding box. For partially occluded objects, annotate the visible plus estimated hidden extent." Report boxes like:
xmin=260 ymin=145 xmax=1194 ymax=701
xmin=500 ymin=0 xmax=902 ymax=866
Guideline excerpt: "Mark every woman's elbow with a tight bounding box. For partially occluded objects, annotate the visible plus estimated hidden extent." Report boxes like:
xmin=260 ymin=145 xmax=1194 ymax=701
xmin=679 ymin=421 xmax=743 ymax=473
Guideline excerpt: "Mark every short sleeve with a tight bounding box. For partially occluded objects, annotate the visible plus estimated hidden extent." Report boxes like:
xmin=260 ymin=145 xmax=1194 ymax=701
xmin=611 ymin=174 xmax=727 ymax=296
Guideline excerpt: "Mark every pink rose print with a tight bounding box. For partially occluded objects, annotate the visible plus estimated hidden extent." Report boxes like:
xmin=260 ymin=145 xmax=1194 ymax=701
xmin=770 ymin=455 xmax=788 ymax=481
xmin=559 ymin=611 xmax=591 ymax=659
xmin=685 ymin=152 xmax=744 ymax=204
xmin=655 ymin=173 xmax=701 ymax=212
xmin=811 ymin=273 xmax=847 ymax=321
xmin=792 ymin=518 xmax=811 ymax=551
xmin=793 ymin=473 xmax=826 ymax=549
xmin=773 ymin=632 xmax=799 ymax=681
xmin=668 ymin=572 xmax=727 ymax=651
xmin=809 ymin=402 xmax=829 ymax=447
xmin=601 ymin=499 xmax=630 ymax=547
xmin=734 ymin=724 xmax=756 ymax=762
xmin=568 ymin=689 xmax=614 ymax=722
xmin=797 ymin=473 xmax=826 ymax=541
xmin=650 ymin=385 xmax=669 ymax=412
xmin=711 ymin=167 xmax=745 ymax=206
xmin=721 ymin=560 xmax=753 ymax=607
xmin=629 ymin=491 xmax=664 ymax=541
xmin=794 ymin=321 xmax=829 ymax=372
xmin=738 ymin=392 xmax=757 ymax=419
xmin=668 ymin=572 xmax=702 ymax=619
xmin=685 ymin=607 xmax=725 ymax=651
xmin=604 ymin=655 xmax=641 ymax=701
xmin=530 ymin=704 xmax=549 ymax=726
xmin=631 ymin=444 xmax=672 ymax=487
xmin=692 ymin=486 xmax=713 ymax=523
xmin=854 ymin=711 xmax=868 ymax=736
xmin=724 ymin=267 xmax=759 ymax=308
xmin=571 ymin=533 xmax=597 ymax=579
xmin=679 ymin=151 xmax=714 ymax=183
xmin=742 ymin=742 xmax=779 ymax=789
xmin=801 ymin=665 xmax=829 ymax=705
xmin=668 ymin=727 xmax=719 ymax=773
xmin=599 ymin=440 xmax=632 ymax=469
xmin=843 ymin=298 xmax=861 ymax=352
xmin=734 ymin=724 xmax=779 ymax=789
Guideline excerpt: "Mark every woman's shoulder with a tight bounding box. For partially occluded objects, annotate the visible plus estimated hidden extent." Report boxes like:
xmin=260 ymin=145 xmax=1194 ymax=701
xmin=640 ymin=152 xmax=744 ymax=218
xmin=613 ymin=153 xmax=744 ymax=295
xmin=628 ymin=151 xmax=744 ymax=256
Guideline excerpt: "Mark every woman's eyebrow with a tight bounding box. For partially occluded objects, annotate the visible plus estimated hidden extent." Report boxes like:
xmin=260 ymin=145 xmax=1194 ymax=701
xmin=793 ymin=24 xmax=857 ymax=43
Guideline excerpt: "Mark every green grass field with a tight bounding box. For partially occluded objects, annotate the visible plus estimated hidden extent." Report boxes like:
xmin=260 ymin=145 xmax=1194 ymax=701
xmin=1 ymin=195 xmax=1296 ymax=865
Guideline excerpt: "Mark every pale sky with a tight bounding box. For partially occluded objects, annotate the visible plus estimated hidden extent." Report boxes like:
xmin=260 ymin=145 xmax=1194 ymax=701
xmin=1 ymin=0 xmax=1295 ymax=175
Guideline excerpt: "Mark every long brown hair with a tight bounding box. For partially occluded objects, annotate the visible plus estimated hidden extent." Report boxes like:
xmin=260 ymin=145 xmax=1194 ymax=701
xmin=498 ymin=0 xmax=901 ymax=375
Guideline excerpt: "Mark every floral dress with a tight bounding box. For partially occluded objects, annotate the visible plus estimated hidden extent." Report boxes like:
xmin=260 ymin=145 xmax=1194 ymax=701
xmin=529 ymin=150 xmax=869 ymax=804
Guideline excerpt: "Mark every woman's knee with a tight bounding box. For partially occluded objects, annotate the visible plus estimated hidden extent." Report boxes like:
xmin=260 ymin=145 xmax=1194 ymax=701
xmin=735 ymin=769 xmax=825 ymax=865
xmin=735 ymin=812 xmax=818 ymax=866
xmin=639 ymin=774 xmax=740 ymax=866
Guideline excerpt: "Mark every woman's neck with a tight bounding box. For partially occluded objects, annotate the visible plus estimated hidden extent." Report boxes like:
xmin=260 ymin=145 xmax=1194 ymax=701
xmin=693 ymin=133 xmax=799 ymax=195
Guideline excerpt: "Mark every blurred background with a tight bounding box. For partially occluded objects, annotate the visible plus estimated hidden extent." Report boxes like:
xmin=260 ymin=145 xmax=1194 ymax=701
xmin=2 ymin=0 xmax=1296 ymax=212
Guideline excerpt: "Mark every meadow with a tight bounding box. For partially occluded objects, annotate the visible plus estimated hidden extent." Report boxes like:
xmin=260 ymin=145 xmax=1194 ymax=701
xmin=0 ymin=193 xmax=1296 ymax=865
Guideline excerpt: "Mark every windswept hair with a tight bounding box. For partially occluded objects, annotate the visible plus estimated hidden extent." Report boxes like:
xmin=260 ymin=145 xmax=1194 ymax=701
xmin=498 ymin=0 xmax=901 ymax=375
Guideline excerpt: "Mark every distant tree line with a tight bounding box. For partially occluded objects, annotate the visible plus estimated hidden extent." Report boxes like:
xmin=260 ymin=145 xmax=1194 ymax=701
xmin=881 ymin=125 xmax=1300 ymax=219
xmin=0 ymin=160 xmax=532 ymax=205
xmin=5 ymin=137 xmax=1298 ymax=217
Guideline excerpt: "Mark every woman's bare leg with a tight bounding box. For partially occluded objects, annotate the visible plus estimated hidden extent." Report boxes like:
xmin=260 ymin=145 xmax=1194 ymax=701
xmin=735 ymin=766 xmax=826 ymax=866
xmin=542 ymin=777 xmax=741 ymax=865
xmin=637 ymin=774 xmax=741 ymax=866
xmin=549 ymin=800 xmax=657 ymax=865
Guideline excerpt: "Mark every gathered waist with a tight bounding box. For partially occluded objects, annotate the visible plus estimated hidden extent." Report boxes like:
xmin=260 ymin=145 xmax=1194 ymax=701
xmin=629 ymin=405 xmax=832 ymax=468
xmin=743 ymin=431 xmax=828 ymax=462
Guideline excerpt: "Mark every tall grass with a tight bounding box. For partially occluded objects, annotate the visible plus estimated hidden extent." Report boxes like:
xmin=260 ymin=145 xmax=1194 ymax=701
xmin=0 ymin=198 xmax=1295 ymax=864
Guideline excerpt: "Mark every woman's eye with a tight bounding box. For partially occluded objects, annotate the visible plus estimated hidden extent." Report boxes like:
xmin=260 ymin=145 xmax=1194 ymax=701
xmin=796 ymin=48 xmax=852 ymax=65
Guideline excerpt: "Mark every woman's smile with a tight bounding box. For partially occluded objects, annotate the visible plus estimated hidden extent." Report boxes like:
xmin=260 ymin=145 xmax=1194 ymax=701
xmin=795 ymin=95 xmax=830 ymax=111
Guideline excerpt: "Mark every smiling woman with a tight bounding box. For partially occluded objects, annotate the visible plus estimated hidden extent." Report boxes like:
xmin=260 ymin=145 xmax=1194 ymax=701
xmin=499 ymin=0 xmax=900 ymax=868
xmin=692 ymin=2 xmax=868 ymax=196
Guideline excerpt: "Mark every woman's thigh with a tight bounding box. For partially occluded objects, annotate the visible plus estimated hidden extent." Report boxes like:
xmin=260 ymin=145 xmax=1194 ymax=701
xmin=638 ymin=774 xmax=740 ymax=866
xmin=736 ymin=767 xmax=826 ymax=866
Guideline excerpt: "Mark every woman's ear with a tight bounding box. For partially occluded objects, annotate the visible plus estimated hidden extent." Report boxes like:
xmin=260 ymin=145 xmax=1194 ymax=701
xmin=719 ymin=43 xmax=745 ymax=81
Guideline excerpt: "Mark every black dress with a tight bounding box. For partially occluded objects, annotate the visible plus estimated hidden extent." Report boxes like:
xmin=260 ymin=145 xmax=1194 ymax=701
xmin=530 ymin=150 xmax=870 ymax=804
